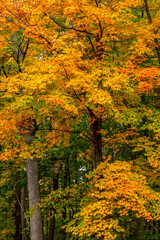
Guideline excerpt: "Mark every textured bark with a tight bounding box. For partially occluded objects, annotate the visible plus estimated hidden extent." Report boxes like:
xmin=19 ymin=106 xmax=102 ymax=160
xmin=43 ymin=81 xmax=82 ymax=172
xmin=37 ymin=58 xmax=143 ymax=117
xmin=87 ymin=109 xmax=102 ymax=169
xmin=49 ymin=160 xmax=62 ymax=240
xmin=27 ymin=156 xmax=43 ymax=240
xmin=24 ymin=131 xmax=43 ymax=240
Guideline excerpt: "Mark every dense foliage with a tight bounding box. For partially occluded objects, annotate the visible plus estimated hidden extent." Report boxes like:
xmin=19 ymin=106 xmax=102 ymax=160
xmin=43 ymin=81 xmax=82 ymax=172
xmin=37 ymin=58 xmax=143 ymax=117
xmin=0 ymin=0 xmax=160 ymax=239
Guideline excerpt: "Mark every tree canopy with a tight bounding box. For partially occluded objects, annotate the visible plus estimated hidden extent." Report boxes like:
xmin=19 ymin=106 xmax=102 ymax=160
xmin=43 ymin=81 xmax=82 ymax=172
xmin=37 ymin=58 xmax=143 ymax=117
xmin=0 ymin=0 xmax=160 ymax=239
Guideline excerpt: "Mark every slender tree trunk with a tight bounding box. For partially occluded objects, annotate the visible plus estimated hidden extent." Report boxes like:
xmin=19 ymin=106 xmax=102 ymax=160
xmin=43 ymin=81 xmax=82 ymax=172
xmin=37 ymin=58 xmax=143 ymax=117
xmin=158 ymin=220 xmax=160 ymax=239
xmin=21 ymin=186 xmax=26 ymax=240
xmin=27 ymin=156 xmax=43 ymax=240
xmin=14 ymin=189 xmax=21 ymax=240
xmin=119 ymin=220 xmax=123 ymax=240
xmin=61 ymin=164 xmax=68 ymax=240
xmin=49 ymin=216 xmax=56 ymax=240
xmin=87 ymin=108 xmax=102 ymax=169
xmin=49 ymin=160 xmax=62 ymax=240
xmin=62 ymin=207 xmax=66 ymax=240
xmin=137 ymin=218 xmax=141 ymax=240
xmin=24 ymin=130 xmax=43 ymax=240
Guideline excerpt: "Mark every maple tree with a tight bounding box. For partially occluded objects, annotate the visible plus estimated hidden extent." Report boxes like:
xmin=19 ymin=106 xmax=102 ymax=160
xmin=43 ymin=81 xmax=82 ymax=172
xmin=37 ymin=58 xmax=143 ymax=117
xmin=0 ymin=0 xmax=160 ymax=239
xmin=66 ymin=160 xmax=160 ymax=239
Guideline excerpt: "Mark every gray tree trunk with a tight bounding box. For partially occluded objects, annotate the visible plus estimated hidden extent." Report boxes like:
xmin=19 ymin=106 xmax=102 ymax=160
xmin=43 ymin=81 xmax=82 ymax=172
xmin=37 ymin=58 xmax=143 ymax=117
xmin=24 ymin=131 xmax=43 ymax=240
xmin=26 ymin=156 xmax=43 ymax=240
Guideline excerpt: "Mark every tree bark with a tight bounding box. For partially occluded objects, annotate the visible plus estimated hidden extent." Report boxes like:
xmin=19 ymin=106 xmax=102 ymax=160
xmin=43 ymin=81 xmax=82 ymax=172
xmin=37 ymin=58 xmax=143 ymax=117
xmin=21 ymin=186 xmax=26 ymax=240
xmin=87 ymin=108 xmax=102 ymax=169
xmin=49 ymin=160 xmax=62 ymax=240
xmin=49 ymin=216 xmax=56 ymax=240
xmin=14 ymin=189 xmax=21 ymax=240
xmin=24 ymin=130 xmax=43 ymax=240
xmin=26 ymin=156 xmax=43 ymax=240
xmin=158 ymin=220 xmax=160 ymax=239
xmin=61 ymin=164 xmax=68 ymax=240
xmin=137 ymin=218 xmax=141 ymax=240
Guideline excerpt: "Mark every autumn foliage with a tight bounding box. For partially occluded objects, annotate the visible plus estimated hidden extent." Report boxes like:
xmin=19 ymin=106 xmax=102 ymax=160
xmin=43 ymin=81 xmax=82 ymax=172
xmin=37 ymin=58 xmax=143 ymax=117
xmin=0 ymin=0 xmax=160 ymax=239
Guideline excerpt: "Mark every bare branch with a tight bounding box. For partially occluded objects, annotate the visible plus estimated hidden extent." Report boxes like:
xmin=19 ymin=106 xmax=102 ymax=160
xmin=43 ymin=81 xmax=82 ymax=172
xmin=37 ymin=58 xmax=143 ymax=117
xmin=1 ymin=65 xmax=8 ymax=77
xmin=50 ymin=16 xmax=93 ymax=36
xmin=60 ymin=160 xmax=87 ymax=180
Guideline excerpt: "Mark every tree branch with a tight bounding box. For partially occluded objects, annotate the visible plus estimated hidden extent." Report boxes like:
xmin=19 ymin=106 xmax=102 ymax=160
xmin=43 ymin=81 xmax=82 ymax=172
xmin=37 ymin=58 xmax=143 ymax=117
xmin=50 ymin=16 xmax=93 ymax=36
xmin=144 ymin=0 xmax=160 ymax=65
xmin=22 ymin=38 xmax=30 ymax=62
xmin=87 ymin=35 xmax=96 ymax=54
xmin=1 ymin=65 xmax=8 ymax=77
xmin=144 ymin=0 xmax=152 ymax=24
xmin=60 ymin=160 xmax=87 ymax=180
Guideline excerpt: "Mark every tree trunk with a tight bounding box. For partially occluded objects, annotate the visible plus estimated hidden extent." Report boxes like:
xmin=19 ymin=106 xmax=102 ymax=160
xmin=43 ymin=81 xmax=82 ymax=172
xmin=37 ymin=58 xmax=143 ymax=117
xmin=87 ymin=108 xmax=102 ymax=169
xmin=21 ymin=186 xmax=26 ymax=240
xmin=49 ymin=160 xmax=62 ymax=240
xmin=61 ymin=164 xmax=68 ymax=240
xmin=24 ymin=130 xmax=43 ymax=240
xmin=137 ymin=218 xmax=141 ymax=240
xmin=158 ymin=220 xmax=160 ymax=239
xmin=27 ymin=156 xmax=43 ymax=240
xmin=61 ymin=207 xmax=66 ymax=240
xmin=49 ymin=215 xmax=56 ymax=240
xmin=14 ymin=189 xmax=21 ymax=240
